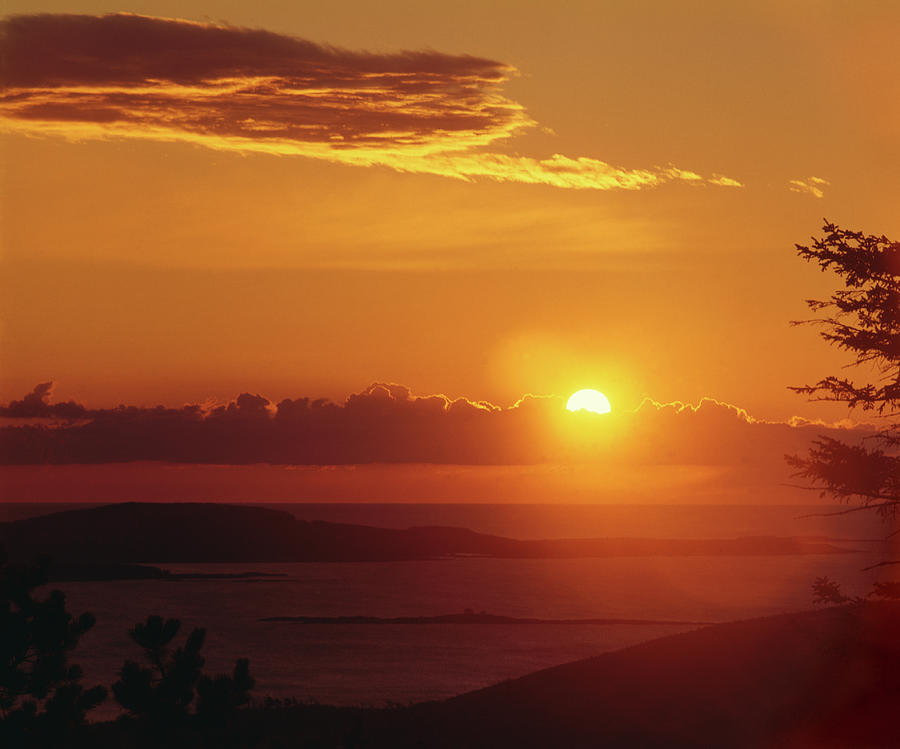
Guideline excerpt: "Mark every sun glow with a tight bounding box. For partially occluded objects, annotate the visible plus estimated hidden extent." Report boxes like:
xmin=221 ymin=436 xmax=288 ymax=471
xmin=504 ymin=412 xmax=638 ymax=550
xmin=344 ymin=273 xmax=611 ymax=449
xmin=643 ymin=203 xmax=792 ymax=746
xmin=566 ymin=389 xmax=612 ymax=414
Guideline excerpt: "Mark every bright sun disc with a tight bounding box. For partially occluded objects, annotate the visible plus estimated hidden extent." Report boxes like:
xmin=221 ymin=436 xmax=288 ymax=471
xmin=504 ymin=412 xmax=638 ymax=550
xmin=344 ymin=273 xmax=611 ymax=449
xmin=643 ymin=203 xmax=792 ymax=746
xmin=566 ymin=389 xmax=611 ymax=414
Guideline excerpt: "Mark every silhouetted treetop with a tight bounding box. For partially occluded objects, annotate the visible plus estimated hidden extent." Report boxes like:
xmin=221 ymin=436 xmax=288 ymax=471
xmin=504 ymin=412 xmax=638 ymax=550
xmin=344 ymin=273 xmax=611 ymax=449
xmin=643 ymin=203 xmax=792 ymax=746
xmin=113 ymin=615 xmax=254 ymax=747
xmin=791 ymin=220 xmax=900 ymax=414
xmin=113 ymin=616 xmax=206 ymax=727
xmin=788 ymin=221 xmax=900 ymax=520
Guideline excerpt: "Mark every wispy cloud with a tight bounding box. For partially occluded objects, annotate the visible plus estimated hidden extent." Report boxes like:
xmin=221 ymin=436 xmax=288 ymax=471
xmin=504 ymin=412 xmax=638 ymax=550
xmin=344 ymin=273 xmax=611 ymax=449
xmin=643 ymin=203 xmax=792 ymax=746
xmin=788 ymin=176 xmax=829 ymax=198
xmin=0 ymin=13 xmax=742 ymax=191
xmin=708 ymin=174 xmax=744 ymax=188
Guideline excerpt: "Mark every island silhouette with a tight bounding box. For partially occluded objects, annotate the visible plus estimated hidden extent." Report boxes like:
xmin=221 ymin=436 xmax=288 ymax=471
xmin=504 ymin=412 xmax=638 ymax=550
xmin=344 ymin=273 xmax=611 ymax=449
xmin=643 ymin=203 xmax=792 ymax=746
xmin=0 ymin=502 xmax=857 ymax=572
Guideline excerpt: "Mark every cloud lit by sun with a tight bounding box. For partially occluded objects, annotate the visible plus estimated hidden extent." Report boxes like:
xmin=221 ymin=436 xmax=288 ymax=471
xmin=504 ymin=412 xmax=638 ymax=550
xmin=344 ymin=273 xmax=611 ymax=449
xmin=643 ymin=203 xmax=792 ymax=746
xmin=0 ymin=13 xmax=743 ymax=192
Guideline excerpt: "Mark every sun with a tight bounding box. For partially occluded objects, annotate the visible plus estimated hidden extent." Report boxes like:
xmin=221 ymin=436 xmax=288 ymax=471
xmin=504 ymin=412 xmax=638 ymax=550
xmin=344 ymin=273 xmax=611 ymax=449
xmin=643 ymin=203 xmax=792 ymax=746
xmin=566 ymin=389 xmax=612 ymax=414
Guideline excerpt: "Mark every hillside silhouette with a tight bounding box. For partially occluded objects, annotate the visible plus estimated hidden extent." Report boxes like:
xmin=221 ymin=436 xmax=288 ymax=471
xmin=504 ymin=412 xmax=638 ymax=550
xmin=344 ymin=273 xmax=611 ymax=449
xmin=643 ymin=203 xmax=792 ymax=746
xmin=369 ymin=602 xmax=900 ymax=748
xmin=0 ymin=502 xmax=856 ymax=565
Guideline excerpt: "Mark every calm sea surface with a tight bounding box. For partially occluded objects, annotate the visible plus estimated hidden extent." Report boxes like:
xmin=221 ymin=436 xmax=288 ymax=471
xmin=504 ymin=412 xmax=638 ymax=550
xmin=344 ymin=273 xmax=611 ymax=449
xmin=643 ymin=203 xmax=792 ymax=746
xmin=5 ymin=503 xmax=897 ymax=715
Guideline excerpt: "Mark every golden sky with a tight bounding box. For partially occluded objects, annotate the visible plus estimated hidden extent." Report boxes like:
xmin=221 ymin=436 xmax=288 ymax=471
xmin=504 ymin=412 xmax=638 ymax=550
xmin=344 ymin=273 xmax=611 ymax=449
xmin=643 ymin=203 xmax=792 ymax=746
xmin=2 ymin=0 xmax=898 ymax=428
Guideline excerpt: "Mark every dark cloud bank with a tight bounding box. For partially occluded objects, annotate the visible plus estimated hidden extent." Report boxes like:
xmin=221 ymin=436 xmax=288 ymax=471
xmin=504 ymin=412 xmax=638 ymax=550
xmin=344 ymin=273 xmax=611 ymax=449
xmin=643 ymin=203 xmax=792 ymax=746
xmin=0 ymin=12 xmax=525 ymax=161
xmin=0 ymin=382 xmax=869 ymax=467
xmin=0 ymin=12 xmax=518 ymax=145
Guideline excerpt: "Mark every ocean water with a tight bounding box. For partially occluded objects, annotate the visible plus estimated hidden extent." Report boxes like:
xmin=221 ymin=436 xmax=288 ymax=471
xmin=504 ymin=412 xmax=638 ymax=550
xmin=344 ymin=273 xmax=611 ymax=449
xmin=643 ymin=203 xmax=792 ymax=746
xmin=52 ymin=552 xmax=893 ymax=717
xmin=9 ymin=503 xmax=898 ymax=716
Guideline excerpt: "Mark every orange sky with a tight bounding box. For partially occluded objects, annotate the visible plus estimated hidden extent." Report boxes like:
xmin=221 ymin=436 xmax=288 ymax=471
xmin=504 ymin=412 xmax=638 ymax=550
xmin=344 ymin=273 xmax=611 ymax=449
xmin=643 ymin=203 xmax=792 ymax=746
xmin=1 ymin=2 xmax=899 ymax=498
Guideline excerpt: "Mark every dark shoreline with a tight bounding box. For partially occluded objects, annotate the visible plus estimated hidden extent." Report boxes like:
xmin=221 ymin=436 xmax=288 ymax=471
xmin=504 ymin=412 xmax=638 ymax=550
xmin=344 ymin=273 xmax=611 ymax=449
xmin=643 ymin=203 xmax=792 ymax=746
xmin=44 ymin=562 xmax=288 ymax=582
xmin=259 ymin=613 xmax=709 ymax=626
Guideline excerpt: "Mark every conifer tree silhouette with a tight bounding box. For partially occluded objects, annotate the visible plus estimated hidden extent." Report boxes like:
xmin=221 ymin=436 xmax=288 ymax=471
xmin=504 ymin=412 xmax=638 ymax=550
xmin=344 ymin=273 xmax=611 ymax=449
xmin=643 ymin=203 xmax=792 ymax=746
xmin=789 ymin=222 xmax=900 ymax=601
xmin=113 ymin=615 xmax=255 ymax=746
xmin=0 ymin=550 xmax=106 ymax=748
xmin=788 ymin=221 xmax=899 ymax=521
xmin=113 ymin=616 xmax=206 ymax=732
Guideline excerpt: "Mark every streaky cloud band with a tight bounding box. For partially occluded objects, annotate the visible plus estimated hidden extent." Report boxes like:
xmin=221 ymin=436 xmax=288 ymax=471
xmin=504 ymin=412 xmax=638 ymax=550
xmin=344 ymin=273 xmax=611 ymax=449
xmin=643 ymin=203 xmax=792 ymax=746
xmin=0 ymin=13 xmax=742 ymax=191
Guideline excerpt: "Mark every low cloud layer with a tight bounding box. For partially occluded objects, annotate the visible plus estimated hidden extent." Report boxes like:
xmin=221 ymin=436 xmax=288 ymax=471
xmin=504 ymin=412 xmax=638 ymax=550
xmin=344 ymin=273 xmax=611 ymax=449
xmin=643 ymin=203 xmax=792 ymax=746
xmin=0 ymin=382 xmax=87 ymax=419
xmin=0 ymin=382 xmax=870 ymax=468
xmin=0 ymin=13 xmax=741 ymax=191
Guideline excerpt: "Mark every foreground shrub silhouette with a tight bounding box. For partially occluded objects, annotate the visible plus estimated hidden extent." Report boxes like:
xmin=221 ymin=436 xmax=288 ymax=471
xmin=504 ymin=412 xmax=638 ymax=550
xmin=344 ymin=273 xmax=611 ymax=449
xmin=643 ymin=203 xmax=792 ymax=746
xmin=811 ymin=576 xmax=900 ymax=607
xmin=113 ymin=615 xmax=254 ymax=747
xmin=0 ymin=550 xmax=106 ymax=748
xmin=812 ymin=576 xmax=850 ymax=606
xmin=196 ymin=656 xmax=254 ymax=715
